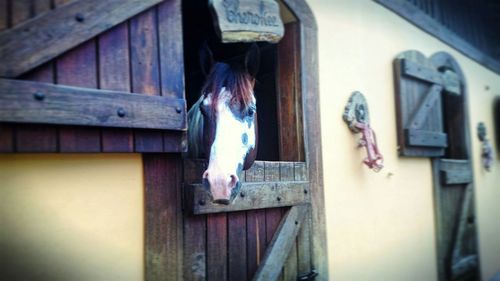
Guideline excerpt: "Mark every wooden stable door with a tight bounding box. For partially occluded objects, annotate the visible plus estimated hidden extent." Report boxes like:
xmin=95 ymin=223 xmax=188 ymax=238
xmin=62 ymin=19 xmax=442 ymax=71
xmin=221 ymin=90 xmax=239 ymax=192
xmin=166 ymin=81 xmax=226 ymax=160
xmin=394 ymin=50 xmax=480 ymax=281
xmin=0 ymin=1 xmax=326 ymax=281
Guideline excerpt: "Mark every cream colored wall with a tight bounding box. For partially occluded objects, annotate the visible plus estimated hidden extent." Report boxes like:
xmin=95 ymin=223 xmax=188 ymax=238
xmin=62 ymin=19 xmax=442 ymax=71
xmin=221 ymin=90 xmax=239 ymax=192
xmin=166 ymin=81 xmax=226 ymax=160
xmin=306 ymin=0 xmax=500 ymax=280
xmin=0 ymin=154 xmax=144 ymax=281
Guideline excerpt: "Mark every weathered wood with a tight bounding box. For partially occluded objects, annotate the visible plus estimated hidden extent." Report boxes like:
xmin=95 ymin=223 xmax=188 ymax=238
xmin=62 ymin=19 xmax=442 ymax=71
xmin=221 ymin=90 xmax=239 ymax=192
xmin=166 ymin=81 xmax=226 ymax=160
xmin=405 ymin=129 xmax=448 ymax=148
xmin=283 ymin=238 xmax=298 ymax=281
xmin=15 ymin=1 xmax=58 ymax=153
xmin=207 ymin=213 xmax=228 ymax=281
xmin=442 ymin=69 xmax=461 ymax=95
xmin=0 ymin=78 xmax=187 ymax=130
xmin=0 ymin=0 xmax=164 ymax=77
xmin=247 ymin=209 xmax=267 ymax=280
xmin=407 ymin=84 xmax=443 ymax=130
xmin=375 ymin=0 xmax=500 ymax=75
xmin=228 ymin=211 xmax=248 ymax=281
xmin=246 ymin=160 xmax=265 ymax=182
xmin=187 ymin=181 xmax=309 ymax=214
xmin=158 ymin=0 xmax=185 ymax=100
xmin=439 ymin=159 xmax=472 ymax=185
xmin=252 ymin=205 xmax=307 ymax=281
xmin=144 ymin=154 xmax=182 ymax=281
xmin=401 ymin=58 xmax=444 ymax=85
xmin=98 ymin=22 xmax=134 ymax=151
xmin=280 ymin=162 xmax=295 ymax=181
xmin=56 ymin=39 xmax=101 ymax=153
xmin=130 ymin=7 xmax=163 ymax=152
xmin=394 ymin=50 xmax=446 ymax=157
xmin=183 ymin=214 xmax=207 ymax=281
xmin=209 ymin=0 xmax=284 ymax=43
xmin=277 ymin=22 xmax=304 ymax=161
xmin=430 ymin=52 xmax=481 ymax=281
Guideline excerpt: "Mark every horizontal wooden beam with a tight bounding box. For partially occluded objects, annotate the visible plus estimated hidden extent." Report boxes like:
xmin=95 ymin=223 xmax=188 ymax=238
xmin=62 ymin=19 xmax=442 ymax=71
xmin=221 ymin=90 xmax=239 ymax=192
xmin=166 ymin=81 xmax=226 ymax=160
xmin=252 ymin=205 xmax=308 ymax=281
xmin=439 ymin=159 xmax=473 ymax=185
xmin=405 ymin=129 xmax=447 ymax=148
xmin=400 ymin=58 xmax=443 ymax=85
xmin=0 ymin=78 xmax=186 ymax=130
xmin=0 ymin=0 xmax=163 ymax=77
xmin=186 ymin=181 xmax=310 ymax=214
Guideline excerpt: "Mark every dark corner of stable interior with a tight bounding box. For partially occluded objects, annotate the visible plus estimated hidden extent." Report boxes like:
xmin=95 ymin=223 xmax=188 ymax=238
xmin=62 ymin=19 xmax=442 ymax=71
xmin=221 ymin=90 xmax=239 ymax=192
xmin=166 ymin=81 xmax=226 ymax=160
xmin=181 ymin=0 xmax=304 ymax=162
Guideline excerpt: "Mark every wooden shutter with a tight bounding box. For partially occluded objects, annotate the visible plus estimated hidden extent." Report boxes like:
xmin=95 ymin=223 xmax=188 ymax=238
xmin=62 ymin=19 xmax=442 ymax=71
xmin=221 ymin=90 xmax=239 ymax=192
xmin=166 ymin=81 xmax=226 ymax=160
xmin=394 ymin=50 xmax=448 ymax=157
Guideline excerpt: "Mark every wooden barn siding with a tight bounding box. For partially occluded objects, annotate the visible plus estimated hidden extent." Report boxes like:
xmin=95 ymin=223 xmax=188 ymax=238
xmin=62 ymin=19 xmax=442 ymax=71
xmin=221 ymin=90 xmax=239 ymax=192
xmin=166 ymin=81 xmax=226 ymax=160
xmin=0 ymin=0 xmax=184 ymax=153
xmin=1 ymin=1 xmax=319 ymax=280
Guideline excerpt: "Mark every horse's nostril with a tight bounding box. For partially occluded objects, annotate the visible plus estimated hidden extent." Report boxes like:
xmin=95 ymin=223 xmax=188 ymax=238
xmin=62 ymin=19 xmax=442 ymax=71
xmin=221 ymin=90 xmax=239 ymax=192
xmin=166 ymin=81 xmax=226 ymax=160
xmin=229 ymin=174 xmax=238 ymax=188
xmin=213 ymin=199 xmax=230 ymax=205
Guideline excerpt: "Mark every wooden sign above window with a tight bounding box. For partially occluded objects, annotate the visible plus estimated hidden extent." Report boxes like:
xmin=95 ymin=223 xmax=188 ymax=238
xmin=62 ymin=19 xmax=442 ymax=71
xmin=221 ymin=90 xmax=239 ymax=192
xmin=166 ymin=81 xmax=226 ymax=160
xmin=209 ymin=0 xmax=284 ymax=43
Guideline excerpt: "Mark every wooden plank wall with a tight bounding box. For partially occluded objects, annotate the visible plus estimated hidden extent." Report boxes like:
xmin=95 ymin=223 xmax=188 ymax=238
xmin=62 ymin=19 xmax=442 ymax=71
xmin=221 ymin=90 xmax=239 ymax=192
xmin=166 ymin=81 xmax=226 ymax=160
xmin=0 ymin=0 xmax=184 ymax=153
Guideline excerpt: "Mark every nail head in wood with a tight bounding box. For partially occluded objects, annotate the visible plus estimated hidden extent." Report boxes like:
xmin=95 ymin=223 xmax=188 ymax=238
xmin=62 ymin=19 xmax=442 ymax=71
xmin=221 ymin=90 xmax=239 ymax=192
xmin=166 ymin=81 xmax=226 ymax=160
xmin=277 ymin=196 xmax=281 ymax=202
xmin=198 ymin=199 xmax=206 ymax=206
xmin=240 ymin=192 xmax=245 ymax=198
xmin=33 ymin=91 xmax=45 ymax=101
xmin=117 ymin=108 xmax=126 ymax=118
xmin=176 ymin=106 xmax=182 ymax=113
xmin=75 ymin=13 xmax=85 ymax=22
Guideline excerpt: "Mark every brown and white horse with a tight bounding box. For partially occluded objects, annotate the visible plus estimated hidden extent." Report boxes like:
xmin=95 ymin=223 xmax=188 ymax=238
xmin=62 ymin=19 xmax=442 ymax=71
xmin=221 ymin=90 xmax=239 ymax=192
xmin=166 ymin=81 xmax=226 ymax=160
xmin=187 ymin=44 xmax=259 ymax=205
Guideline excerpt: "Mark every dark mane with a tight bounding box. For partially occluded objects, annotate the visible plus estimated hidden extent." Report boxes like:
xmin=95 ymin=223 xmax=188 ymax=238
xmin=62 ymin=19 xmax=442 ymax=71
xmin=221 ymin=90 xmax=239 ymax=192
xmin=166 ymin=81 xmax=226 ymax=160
xmin=202 ymin=62 xmax=255 ymax=111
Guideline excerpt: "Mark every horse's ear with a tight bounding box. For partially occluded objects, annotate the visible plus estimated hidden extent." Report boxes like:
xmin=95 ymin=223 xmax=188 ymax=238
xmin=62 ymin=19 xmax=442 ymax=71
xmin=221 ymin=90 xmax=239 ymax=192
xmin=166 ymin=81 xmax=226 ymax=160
xmin=199 ymin=42 xmax=214 ymax=77
xmin=245 ymin=43 xmax=260 ymax=78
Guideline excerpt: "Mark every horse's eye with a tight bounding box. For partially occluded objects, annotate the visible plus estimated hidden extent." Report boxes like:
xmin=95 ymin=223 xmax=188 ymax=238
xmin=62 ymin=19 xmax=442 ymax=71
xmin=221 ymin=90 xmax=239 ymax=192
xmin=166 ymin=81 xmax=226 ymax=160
xmin=248 ymin=107 xmax=255 ymax=117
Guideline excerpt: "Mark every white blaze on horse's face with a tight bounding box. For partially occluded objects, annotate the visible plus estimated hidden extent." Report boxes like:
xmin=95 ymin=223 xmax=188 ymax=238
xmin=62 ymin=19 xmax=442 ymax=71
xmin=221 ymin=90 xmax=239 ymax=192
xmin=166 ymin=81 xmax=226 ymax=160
xmin=202 ymin=88 xmax=256 ymax=204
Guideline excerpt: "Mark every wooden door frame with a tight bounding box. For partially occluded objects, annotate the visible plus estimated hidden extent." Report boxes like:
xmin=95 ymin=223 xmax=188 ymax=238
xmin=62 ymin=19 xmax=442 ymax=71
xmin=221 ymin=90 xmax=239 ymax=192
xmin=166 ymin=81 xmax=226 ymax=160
xmin=280 ymin=0 xmax=329 ymax=278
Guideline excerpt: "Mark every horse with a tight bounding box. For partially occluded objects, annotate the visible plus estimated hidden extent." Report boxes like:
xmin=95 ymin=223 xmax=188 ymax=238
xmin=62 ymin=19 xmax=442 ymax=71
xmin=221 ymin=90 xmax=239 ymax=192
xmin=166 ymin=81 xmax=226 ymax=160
xmin=187 ymin=43 xmax=260 ymax=205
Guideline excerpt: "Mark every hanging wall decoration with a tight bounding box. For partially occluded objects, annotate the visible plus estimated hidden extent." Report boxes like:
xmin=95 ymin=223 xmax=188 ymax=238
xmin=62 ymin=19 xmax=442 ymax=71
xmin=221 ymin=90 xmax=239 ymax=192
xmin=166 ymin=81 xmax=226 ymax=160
xmin=209 ymin=0 xmax=284 ymax=43
xmin=343 ymin=91 xmax=384 ymax=172
xmin=477 ymin=122 xmax=493 ymax=171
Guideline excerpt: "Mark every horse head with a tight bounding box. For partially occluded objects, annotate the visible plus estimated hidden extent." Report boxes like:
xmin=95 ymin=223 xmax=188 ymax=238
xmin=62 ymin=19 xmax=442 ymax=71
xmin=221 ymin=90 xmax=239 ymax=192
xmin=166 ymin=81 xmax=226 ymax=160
xmin=188 ymin=43 xmax=260 ymax=204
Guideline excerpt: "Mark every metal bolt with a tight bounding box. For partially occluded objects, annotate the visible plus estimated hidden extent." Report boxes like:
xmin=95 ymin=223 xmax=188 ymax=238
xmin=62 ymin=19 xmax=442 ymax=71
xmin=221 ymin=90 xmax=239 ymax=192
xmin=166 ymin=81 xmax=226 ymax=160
xmin=33 ymin=91 xmax=45 ymax=101
xmin=277 ymin=196 xmax=281 ymax=202
xmin=75 ymin=13 xmax=85 ymax=22
xmin=175 ymin=106 xmax=182 ymax=114
xmin=117 ymin=108 xmax=126 ymax=118
xmin=198 ymin=199 xmax=206 ymax=206
xmin=240 ymin=192 xmax=245 ymax=198
xmin=303 ymin=189 xmax=308 ymax=194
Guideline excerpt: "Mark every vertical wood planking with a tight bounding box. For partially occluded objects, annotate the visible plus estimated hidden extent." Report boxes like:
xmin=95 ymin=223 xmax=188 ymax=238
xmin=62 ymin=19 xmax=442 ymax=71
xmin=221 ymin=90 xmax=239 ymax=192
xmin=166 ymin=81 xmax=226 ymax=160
xmin=56 ymin=39 xmax=101 ymax=152
xmin=144 ymin=154 xmax=182 ymax=281
xmin=0 ymin=0 xmax=14 ymax=151
xmin=264 ymin=162 xmax=283 ymax=280
xmin=98 ymin=22 xmax=134 ymax=152
xmin=10 ymin=0 xmax=31 ymax=27
xmin=183 ymin=213 xmax=207 ymax=281
xmin=228 ymin=211 xmax=247 ymax=281
xmin=158 ymin=0 xmax=184 ymax=99
xmin=280 ymin=162 xmax=297 ymax=280
xmin=295 ymin=163 xmax=311 ymax=278
xmin=130 ymin=8 xmax=163 ymax=152
xmin=206 ymin=213 xmax=228 ymax=281
xmin=16 ymin=0 xmax=57 ymax=153
xmin=277 ymin=22 xmax=304 ymax=161
xmin=246 ymin=161 xmax=266 ymax=280
xmin=157 ymin=0 xmax=186 ymax=152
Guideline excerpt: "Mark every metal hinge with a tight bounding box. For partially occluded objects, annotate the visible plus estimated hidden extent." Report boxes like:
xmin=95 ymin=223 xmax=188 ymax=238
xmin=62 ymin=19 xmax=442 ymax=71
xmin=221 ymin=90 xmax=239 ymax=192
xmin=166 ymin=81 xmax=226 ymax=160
xmin=298 ymin=269 xmax=318 ymax=281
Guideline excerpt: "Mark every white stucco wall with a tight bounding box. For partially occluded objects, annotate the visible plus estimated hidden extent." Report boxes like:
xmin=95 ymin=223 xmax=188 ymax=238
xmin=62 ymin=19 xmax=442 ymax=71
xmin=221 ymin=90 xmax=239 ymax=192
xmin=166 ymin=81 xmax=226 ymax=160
xmin=307 ymin=0 xmax=500 ymax=280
